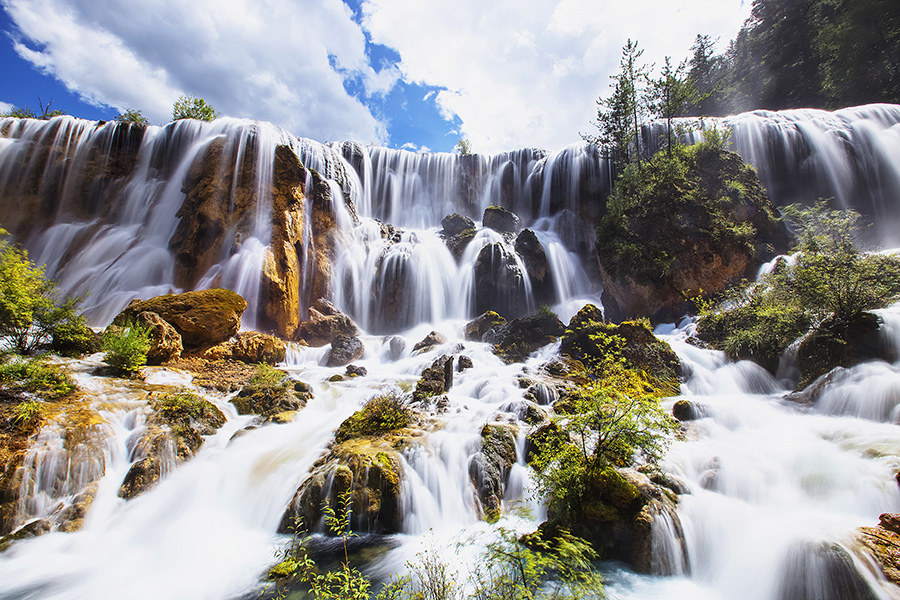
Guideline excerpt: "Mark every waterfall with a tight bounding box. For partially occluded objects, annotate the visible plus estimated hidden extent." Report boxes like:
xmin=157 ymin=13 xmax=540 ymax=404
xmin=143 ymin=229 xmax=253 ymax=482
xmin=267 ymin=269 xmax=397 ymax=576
xmin=3 ymin=105 xmax=900 ymax=600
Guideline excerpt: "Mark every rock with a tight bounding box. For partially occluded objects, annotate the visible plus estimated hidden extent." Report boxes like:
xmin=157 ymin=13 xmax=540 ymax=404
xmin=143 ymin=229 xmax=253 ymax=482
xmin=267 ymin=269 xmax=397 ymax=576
xmin=560 ymin=305 xmax=682 ymax=382
xmin=413 ymin=331 xmax=447 ymax=354
xmin=465 ymin=311 xmax=507 ymax=342
xmin=118 ymin=392 xmax=226 ymax=499
xmin=113 ymin=289 xmax=246 ymax=351
xmin=413 ymin=355 xmax=454 ymax=403
xmin=784 ymin=367 xmax=846 ymax=405
xmin=487 ymin=309 xmax=566 ymax=363
xmin=445 ymin=228 xmax=477 ymax=261
xmin=295 ymin=299 xmax=359 ymax=347
xmin=346 ymin=364 xmax=367 ymax=377
xmin=231 ymin=371 xmax=308 ymax=420
xmin=795 ymin=312 xmax=897 ymax=390
xmin=0 ymin=519 xmax=52 ymax=552
xmin=515 ymin=229 xmax=552 ymax=305
xmin=280 ymin=440 xmax=405 ymax=535
xmin=326 ymin=334 xmax=365 ymax=367
xmin=473 ymin=242 xmax=530 ymax=318
xmin=596 ymin=148 xmax=790 ymax=323
xmin=779 ymin=541 xmax=880 ymax=600
xmin=470 ymin=423 xmax=518 ymax=519
xmin=457 ymin=355 xmax=474 ymax=371
xmin=860 ymin=514 xmax=900 ymax=587
xmin=483 ymin=205 xmax=521 ymax=234
xmin=387 ymin=336 xmax=406 ymax=360
xmin=135 ymin=311 xmax=183 ymax=364
xmin=441 ymin=213 xmax=475 ymax=237
xmin=202 ymin=331 xmax=287 ymax=364
xmin=672 ymin=399 xmax=705 ymax=421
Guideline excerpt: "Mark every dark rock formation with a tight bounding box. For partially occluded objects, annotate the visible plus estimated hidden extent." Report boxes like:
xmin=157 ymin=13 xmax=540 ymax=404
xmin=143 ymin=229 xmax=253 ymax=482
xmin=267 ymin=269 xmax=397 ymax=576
xmin=470 ymin=423 xmax=518 ymax=518
xmin=295 ymin=299 xmax=359 ymax=348
xmin=464 ymin=311 xmax=507 ymax=342
xmin=486 ymin=309 xmax=566 ymax=363
xmin=473 ymin=243 xmax=530 ymax=318
xmin=231 ymin=371 xmax=309 ymax=422
xmin=413 ymin=355 xmax=454 ymax=404
xmin=326 ymin=334 xmax=365 ymax=367
xmin=441 ymin=213 xmax=475 ymax=237
xmin=412 ymin=331 xmax=447 ymax=354
xmin=483 ymin=205 xmax=521 ymax=234
xmin=515 ymin=229 xmax=552 ymax=305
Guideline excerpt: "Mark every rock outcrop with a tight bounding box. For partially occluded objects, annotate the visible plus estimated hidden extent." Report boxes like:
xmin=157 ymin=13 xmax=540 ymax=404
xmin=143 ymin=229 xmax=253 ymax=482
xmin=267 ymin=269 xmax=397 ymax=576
xmin=113 ymin=289 xmax=246 ymax=351
xmin=483 ymin=205 xmax=521 ymax=234
xmin=295 ymin=299 xmax=359 ymax=347
xmin=202 ymin=331 xmax=287 ymax=364
xmin=473 ymin=243 xmax=530 ymax=319
xmin=413 ymin=355 xmax=454 ymax=404
xmin=486 ymin=309 xmax=566 ymax=363
xmin=326 ymin=335 xmax=365 ymax=367
xmin=470 ymin=423 xmax=518 ymax=518
xmin=136 ymin=311 xmax=183 ymax=365
xmin=859 ymin=513 xmax=900 ymax=587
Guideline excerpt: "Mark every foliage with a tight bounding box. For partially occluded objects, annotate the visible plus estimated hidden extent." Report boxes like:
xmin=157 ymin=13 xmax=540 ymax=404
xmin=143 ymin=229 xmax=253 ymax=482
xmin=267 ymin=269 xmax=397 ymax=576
xmin=0 ymin=98 xmax=66 ymax=120
xmin=697 ymin=201 xmax=900 ymax=366
xmin=596 ymin=140 xmax=767 ymax=285
xmin=583 ymin=39 xmax=650 ymax=170
xmin=0 ymin=357 xmax=75 ymax=398
xmin=682 ymin=34 xmax=726 ymax=116
xmin=646 ymin=57 xmax=696 ymax=156
xmin=0 ymin=230 xmax=94 ymax=356
xmin=455 ymin=138 xmax=472 ymax=155
xmin=101 ymin=320 xmax=151 ymax=372
xmin=9 ymin=399 xmax=45 ymax=431
xmin=530 ymin=360 xmax=674 ymax=522
xmin=249 ymin=363 xmax=288 ymax=391
xmin=115 ymin=109 xmax=149 ymax=126
xmin=172 ymin=95 xmax=219 ymax=122
xmin=151 ymin=389 xmax=212 ymax=422
xmin=335 ymin=392 xmax=413 ymax=442
xmin=467 ymin=528 xmax=604 ymax=600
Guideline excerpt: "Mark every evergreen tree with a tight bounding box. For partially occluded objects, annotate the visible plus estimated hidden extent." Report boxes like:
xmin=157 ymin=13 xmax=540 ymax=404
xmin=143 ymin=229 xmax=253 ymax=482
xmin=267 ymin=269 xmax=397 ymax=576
xmin=648 ymin=57 xmax=696 ymax=155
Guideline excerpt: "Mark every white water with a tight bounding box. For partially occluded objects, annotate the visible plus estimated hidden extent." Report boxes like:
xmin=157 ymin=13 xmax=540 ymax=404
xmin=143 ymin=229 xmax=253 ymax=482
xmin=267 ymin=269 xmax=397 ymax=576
xmin=3 ymin=106 xmax=900 ymax=598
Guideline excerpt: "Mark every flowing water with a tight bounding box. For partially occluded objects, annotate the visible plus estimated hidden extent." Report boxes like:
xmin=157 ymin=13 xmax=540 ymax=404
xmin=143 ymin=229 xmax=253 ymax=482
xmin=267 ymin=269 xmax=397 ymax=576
xmin=1 ymin=105 xmax=900 ymax=598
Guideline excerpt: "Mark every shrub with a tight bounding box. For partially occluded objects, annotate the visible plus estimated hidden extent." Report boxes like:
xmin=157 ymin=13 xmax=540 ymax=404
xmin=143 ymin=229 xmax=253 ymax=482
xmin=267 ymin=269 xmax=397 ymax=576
xmin=101 ymin=321 xmax=151 ymax=372
xmin=10 ymin=399 xmax=45 ymax=431
xmin=172 ymin=95 xmax=218 ymax=122
xmin=335 ymin=392 xmax=413 ymax=442
xmin=115 ymin=109 xmax=149 ymax=126
xmin=248 ymin=363 xmax=288 ymax=391
xmin=0 ymin=357 xmax=75 ymax=398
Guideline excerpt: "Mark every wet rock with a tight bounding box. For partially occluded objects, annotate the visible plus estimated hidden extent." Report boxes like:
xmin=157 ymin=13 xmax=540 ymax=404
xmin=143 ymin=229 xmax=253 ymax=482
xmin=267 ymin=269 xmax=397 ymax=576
xmin=487 ymin=309 xmax=566 ymax=363
xmin=445 ymin=228 xmax=477 ymax=261
xmin=483 ymin=205 xmax=521 ymax=234
xmin=473 ymin=243 xmax=530 ymax=318
xmin=784 ymin=367 xmax=847 ymax=405
xmin=202 ymin=331 xmax=287 ymax=364
xmin=457 ymin=355 xmax=474 ymax=371
xmin=515 ymin=229 xmax=552 ymax=305
xmin=859 ymin=514 xmax=900 ymax=587
xmin=779 ymin=541 xmax=880 ymax=600
xmin=326 ymin=334 xmax=365 ymax=368
xmin=295 ymin=299 xmax=359 ymax=347
xmin=346 ymin=364 xmax=367 ymax=377
xmin=136 ymin=311 xmax=183 ymax=364
xmin=231 ymin=370 xmax=308 ymax=420
xmin=387 ymin=336 xmax=406 ymax=360
xmin=470 ymin=423 xmax=518 ymax=519
xmin=56 ymin=482 xmax=100 ymax=533
xmin=281 ymin=440 xmax=406 ymax=535
xmin=465 ymin=311 xmax=507 ymax=342
xmin=672 ymin=399 xmax=705 ymax=421
xmin=118 ymin=392 xmax=226 ymax=499
xmin=0 ymin=519 xmax=51 ymax=552
xmin=441 ymin=213 xmax=475 ymax=237
xmin=113 ymin=289 xmax=246 ymax=351
xmin=795 ymin=312 xmax=897 ymax=390
xmin=412 ymin=331 xmax=447 ymax=354
xmin=413 ymin=355 xmax=454 ymax=403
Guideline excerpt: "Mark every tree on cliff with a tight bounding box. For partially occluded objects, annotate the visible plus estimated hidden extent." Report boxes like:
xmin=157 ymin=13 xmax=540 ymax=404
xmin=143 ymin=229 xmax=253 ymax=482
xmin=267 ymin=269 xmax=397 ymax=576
xmin=0 ymin=98 xmax=66 ymax=120
xmin=647 ymin=57 xmax=696 ymax=156
xmin=172 ymin=95 xmax=219 ymax=122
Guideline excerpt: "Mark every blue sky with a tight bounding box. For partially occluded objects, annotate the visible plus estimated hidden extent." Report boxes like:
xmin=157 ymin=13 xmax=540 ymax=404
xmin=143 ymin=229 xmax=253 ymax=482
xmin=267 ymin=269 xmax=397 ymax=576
xmin=0 ymin=0 xmax=752 ymax=153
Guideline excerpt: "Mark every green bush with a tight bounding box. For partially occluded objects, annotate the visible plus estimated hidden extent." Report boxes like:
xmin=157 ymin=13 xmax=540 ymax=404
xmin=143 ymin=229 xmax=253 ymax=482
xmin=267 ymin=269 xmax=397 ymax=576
xmin=10 ymin=399 xmax=44 ymax=432
xmin=115 ymin=109 xmax=149 ymax=126
xmin=335 ymin=392 xmax=413 ymax=442
xmin=101 ymin=321 xmax=151 ymax=372
xmin=172 ymin=95 xmax=218 ymax=122
xmin=0 ymin=357 xmax=75 ymax=398
xmin=248 ymin=363 xmax=288 ymax=391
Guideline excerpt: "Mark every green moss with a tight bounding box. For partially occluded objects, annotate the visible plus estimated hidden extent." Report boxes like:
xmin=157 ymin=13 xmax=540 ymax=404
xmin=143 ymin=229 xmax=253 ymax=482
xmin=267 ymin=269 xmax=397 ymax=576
xmin=0 ymin=357 xmax=75 ymax=398
xmin=335 ymin=393 xmax=413 ymax=442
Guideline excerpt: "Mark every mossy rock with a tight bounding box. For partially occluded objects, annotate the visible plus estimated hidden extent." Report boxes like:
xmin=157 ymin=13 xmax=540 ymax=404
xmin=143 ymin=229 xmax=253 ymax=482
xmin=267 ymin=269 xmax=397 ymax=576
xmin=335 ymin=393 xmax=414 ymax=442
xmin=464 ymin=311 xmax=507 ymax=342
xmin=471 ymin=423 xmax=518 ymax=519
xmin=413 ymin=356 xmax=454 ymax=403
xmin=488 ymin=308 xmax=565 ymax=363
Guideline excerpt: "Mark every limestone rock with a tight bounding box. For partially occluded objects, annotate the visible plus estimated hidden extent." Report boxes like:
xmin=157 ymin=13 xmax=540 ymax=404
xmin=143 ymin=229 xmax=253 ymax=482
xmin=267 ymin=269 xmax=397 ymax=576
xmin=515 ymin=229 xmax=552 ymax=305
xmin=202 ymin=331 xmax=287 ymax=364
xmin=470 ymin=423 xmax=518 ymax=518
xmin=295 ymin=299 xmax=359 ymax=347
xmin=483 ymin=205 xmax=521 ymax=234
xmin=114 ymin=289 xmax=246 ymax=351
xmin=326 ymin=334 xmax=365 ymax=367
xmin=413 ymin=355 xmax=454 ymax=403
xmin=464 ymin=311 xmax=507 ymax=342
xmin=487 ymin=309 xmax=565 ymax=363
xmin=231 ymin=370 xmax=309 ymax=421
xmin=441 ymin=213 xmax=475 ymax=237
xmin=412 ymin=331 xmax=447 ymax=354
xmin=136 ymin=311 xmax=183 ymax=365
xmin=473 ymin=243 xmax=530 ymax=318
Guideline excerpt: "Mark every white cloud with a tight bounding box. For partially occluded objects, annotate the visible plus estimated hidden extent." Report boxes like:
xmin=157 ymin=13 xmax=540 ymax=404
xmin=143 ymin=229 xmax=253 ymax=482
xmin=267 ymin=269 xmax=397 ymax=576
xmin=0 ymin=101 xmax=12 ymax=113
xmin=2 ymin=0 xmax=395 ymax=143
xmin=362 ymin=0 xmax=752 ymax=152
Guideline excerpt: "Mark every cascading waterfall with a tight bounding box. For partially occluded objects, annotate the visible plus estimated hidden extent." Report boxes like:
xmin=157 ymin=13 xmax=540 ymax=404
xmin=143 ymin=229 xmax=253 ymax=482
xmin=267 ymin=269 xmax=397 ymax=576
xmin=2 ymin=104 xmax=900 ymax=600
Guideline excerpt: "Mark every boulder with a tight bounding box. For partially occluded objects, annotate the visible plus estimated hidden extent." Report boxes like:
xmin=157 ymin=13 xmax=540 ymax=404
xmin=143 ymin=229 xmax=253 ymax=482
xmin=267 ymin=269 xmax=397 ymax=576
xmin=280 ymin=440 xmax=405 ymax=535
xmin=114 ymin=289 xmax=246 ymax=351
xmin=326 ymin=335 xmax=365 ymax=367
xmin=795 ymin=312 xmax=897 ymax=390
xmin=464 ymin=311 xmax=507 ymax=342
xmin=441 ymin=213 xmax=475 ymax=237
xmin=202 ymin=331 xmax=287 ymax=364
xmin=473 ymin=243 xmax=530 ymax=318
xmin=470 ymin=423 xmax=518 ymax=518
xmin=295 ymin=299 xmax=359 ymax=347
xmin=483 ymin=205 xmax=521 ymax=234
xmin=445 ymin=228 xmax=477 ymax=261
xmin=231 ymin=370 xmax=309 ymax=421
xmin=860 ymin=514 xmax=900 ymax=586
xmin=413 ymin=355 xmax=454 ymax=403
xmin=412 ymin=331 xmax=447 ymax=354
xmin=515 ymin=229 xmax=552 ymax=305
xmin=387 ymin=336 xmax=406 ymax=360
xmin=136 ymin=311 xmax=183 ymax=364
xmin=487 ymin=309 xmax=566 ymax=363
xmin=457 ymin=355 xmax=474 ymax=371
xmin=672 ymin=399 xmax=705 ymax=421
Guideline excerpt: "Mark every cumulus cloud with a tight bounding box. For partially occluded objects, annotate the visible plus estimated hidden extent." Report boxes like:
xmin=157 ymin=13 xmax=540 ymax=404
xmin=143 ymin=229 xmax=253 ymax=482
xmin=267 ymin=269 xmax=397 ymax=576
xmin=0 ymin=100 xmax=12 ymax=113
xmin=362 ymin=0 xmax=752 ymax=152
xmin=2 ymin=0 xmax=395 ymax=143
